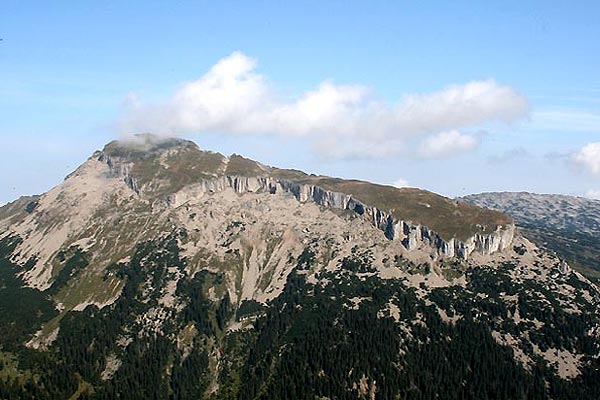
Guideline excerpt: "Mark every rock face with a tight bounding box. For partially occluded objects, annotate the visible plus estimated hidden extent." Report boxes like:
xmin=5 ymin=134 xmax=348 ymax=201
xmin=393 ymin=221 xmax=515 ymax=259
xmin=156 ymin=174 xmax=514 ymax=260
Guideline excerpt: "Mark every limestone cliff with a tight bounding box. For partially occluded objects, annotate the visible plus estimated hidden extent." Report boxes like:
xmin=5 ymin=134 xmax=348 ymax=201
xmin=141 ymin=173 xmax=514 ymax=260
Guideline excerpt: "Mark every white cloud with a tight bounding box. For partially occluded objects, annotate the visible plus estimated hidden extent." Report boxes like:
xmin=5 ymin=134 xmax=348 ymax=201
xmin=120 ymin=51 xmax=529 ymax=159
xmin=312 ymin=137 xmax=405 ymax=160
xmin=392 ymin=178 xmax=410 ymax=188
xmin=586 ymin=189 xmax=600 ymax=200
xmin=573 ymin=142 xmax=600 ymax=177
xmin=418 ymin=130 xmax=480 ymax=159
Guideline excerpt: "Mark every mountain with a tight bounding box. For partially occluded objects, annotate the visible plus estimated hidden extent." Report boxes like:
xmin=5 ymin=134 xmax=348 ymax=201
xmin=1 ymin=134 xmax=599 ymax=399
xmin=463 ymin=192 xmax=600 ymax=279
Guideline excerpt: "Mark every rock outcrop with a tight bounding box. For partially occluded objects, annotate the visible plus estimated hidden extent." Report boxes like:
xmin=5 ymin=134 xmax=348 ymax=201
xmin=97 ymin=151 xmax=141 ymax=194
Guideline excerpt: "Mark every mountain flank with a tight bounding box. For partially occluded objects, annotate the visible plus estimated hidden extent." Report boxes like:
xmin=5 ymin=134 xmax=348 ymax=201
xmin=101 ymin=134 xmax=513 ymax=252
xmin=0 ymin=134 xmax=599 ymax=399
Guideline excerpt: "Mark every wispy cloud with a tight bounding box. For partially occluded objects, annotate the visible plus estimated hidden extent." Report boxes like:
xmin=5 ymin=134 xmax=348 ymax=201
xmin=487 ymin=147 xmax=531 ymax=164
xmin=120 ymin=51 xmax=529 ymax=159
xmin=586 ymin=189 xmax=600 ymax=200
xmin=573 ymin=142 xmax=600 ymax=177
xmin=392 ymin=178 xmax=410 ymax=188
xmin=418 ymin=130 xmax=480 ymax=159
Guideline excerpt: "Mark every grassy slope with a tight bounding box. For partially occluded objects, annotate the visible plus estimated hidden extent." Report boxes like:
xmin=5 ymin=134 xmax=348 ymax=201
xmin=270 ymin=169 xmax=511 ymax=241
xmin=0 ymin=196 xmax=40 ymax=227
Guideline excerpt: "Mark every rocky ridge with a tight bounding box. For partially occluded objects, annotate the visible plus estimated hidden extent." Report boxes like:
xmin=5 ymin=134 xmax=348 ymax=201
xmin=100 ymin=136 xmax=515 ymax=261
xmin=165 ymin=175 xmax=515 ymax=260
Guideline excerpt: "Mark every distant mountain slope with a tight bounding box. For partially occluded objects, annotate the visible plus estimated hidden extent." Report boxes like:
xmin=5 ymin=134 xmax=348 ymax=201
xmin=463 ymin=192 xmax=600 ymax=278
xmin=0 ymin=135 xmax=599 ymax=399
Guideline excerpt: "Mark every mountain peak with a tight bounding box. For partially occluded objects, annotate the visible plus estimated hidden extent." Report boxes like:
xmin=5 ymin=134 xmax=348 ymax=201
xmin=102 ymin=133 xmax=198 ymax=159
xmin=87 ymin=136 xmax=514 ymax=245
xmin=4 ymin=137 xmax=599 ymax=398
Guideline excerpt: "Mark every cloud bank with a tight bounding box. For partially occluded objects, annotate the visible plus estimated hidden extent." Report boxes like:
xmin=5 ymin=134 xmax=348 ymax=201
xmin=120 ymin=51 xmax=529 ymax=159
xmin=392 ymin=178 xmax=410 ymax=188
xmin=573 ymin=142 xmax=600 ymax=177
xmin=418 ymin=130 xmax=480 ymax=159
xmin=586 ymin=189 xmax=600 ymax=200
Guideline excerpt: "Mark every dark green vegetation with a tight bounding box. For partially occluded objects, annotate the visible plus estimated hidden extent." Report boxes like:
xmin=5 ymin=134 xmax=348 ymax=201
xmin=522 ymin=227 xmax=600 ymax=279
xmin=46 ymin=247 xmax=88 ymax=296
xmin=0 ymin=236 xmax=78 ymax=399
xmin=0 ymin=236 xmax=58 ymax=350
xmin=1 ymin=233 xmax=599 ymax=399
xmin=24 ymin=201 xmax=38 ymax=214
xmin=230 ymin=261 xmax=600 ymax=400
xmin=0 ymin=233 xmax=214 ymax=399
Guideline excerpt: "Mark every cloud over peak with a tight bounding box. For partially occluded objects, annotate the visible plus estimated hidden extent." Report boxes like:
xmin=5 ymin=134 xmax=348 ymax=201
xmin=120 ymin=51 xmax=529 ymax=159
xmin=586 ymin=189 xmax=600 ymax=200
xmin=392 ymin=178 xmax=410 ymax=188
xmin=573 ymin=142 xmax=600 ymax=177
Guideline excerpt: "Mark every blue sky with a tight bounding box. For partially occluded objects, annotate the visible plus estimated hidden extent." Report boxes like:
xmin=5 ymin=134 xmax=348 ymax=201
xmin=1 ymin=1 xmax=600 ymax=204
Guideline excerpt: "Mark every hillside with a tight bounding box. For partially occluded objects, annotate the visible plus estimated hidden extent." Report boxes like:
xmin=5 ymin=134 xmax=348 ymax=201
xmin=463 ymin=192 xmax=600 ymax=278
xmin=0 ymin=135 xmax=599 ymax=399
